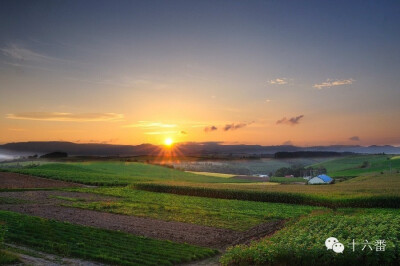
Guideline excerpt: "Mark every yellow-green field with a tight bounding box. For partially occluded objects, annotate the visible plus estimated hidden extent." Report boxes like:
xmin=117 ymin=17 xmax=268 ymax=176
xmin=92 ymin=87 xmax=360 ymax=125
xmin=186 ymin=171 xmax=236 ymax=178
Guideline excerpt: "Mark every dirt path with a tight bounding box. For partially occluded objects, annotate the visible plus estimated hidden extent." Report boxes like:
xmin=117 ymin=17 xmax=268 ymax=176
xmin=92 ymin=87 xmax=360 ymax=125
xmin=0 ymin=191 xmax=284 ymax=249
xmin=0 ymin=172 xmax=83 ymax=189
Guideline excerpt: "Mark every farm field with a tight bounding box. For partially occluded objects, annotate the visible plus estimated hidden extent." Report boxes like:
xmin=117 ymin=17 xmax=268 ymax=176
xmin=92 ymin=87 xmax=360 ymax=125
xmin=221 ymin=208 xmax=400 ymax=265
xmin=65 ymin=186 xmax=319 ymax=231
xmin=0 ymin=162 xmax=254 ymax=186
xmin=0 ymin=210 xmax=217 ymax=265
xmin=132 ymin=172 xmax=400 ymax=208
xmin=186 ymin=171 xmax=236 ymax=178
xmin=312 ymin=154 xmax=400 ymax=177
xmin=0 ymin=155 xmax=399 ymax=265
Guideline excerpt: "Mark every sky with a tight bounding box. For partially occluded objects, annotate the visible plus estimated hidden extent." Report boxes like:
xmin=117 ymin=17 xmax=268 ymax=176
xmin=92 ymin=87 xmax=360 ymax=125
xmin=0 ymin=0 xmax=400 ymax=146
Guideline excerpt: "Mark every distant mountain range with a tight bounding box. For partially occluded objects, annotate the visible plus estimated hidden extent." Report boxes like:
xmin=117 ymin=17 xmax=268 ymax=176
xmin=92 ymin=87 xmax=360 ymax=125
xmin=1 ymin=141 xmax=400 ymax=157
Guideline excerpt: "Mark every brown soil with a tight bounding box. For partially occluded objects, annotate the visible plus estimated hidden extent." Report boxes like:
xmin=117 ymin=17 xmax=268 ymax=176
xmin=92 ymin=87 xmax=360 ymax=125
xmin=0 ymin=172 xmax=82 ymax=189
xmin=0 ymin=191 xmax=283 ymax=250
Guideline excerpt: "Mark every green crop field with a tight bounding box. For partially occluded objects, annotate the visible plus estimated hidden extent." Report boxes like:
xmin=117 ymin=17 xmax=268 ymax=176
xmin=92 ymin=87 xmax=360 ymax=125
xmin=312 ymin=155 xmax=400 ymax=177
xmin=221 ymin=208 xmax=400 ymax=265
xmin=132 ymin=172 xmax=400 ymax=208
xmin=0 ymin=162 xmax=254 ymax=186
xmin=65 ymin=187 xmax=319 ymax=231
xmin=0 ymin=211 xmax=217 ymax=265
xmin=1 ymin=155 xmax=399 ymax=265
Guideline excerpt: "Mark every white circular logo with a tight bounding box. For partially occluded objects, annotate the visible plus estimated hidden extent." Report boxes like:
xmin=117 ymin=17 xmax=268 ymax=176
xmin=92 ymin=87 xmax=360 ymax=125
xmin=325 ymin=237 xmax=339 ymax=250
xmin=332 ymin=242 xmax=345 ymax=253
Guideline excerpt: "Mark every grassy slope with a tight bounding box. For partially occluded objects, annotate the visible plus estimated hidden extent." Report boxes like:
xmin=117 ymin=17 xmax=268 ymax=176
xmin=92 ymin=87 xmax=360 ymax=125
xmin=0 ymin=223 xmax=19 ymax=264
xmin=65 ymin=187 xmax=319 ymax=231
xmin=0 ymin=250 xmax=19 ymax=265
xmin=312 ymin=155 xmax=400 ymax=177
xmin=0 ymin=210 xmax=216 ymax=265
xmin=0 ymin=162 xmax=254 ymax=186
xmin=221 ymin=208 xmax=400 ymax=265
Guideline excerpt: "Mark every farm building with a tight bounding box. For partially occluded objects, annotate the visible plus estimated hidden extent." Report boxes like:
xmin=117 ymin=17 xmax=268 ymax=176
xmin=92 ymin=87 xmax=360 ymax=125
xmin=308 ymin=174 xmax=333 ymax=185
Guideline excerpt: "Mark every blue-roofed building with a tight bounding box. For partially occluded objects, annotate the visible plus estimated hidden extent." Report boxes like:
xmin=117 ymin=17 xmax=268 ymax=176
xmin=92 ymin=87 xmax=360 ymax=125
xmin=308 ymin=174 xmax=334 ymax=185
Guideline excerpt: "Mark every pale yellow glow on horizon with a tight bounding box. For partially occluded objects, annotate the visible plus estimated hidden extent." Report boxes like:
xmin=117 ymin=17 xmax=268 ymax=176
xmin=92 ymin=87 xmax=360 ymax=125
xmin=164 ymin=137 xmax=174 ymax=146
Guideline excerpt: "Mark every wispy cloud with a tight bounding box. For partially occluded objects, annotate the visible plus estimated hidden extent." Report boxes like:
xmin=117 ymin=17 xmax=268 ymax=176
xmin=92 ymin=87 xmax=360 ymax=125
xmin=313 ymin=79 xmax=355 ymax=89
xmin=124 ymin=121 xmax=177 ymax=128
xmin=223 ymin=123 xmax=248 ymax=131
xmin=268 ymin=78 xmax=288 ymax=85
xmin=276 ymin=115 xmax=304 ymax=125
xmin=1 ymin=44 xmax=55 ymax=62
xmin=204 ymin=122 xmax=252 ymax=132
xmin=6 ymin=112 xmax=124 ymax=122
xmin=204 ymin=126 xmax=218 ymax=132
xmin=349 ymin=136 xmax=360 ymax=141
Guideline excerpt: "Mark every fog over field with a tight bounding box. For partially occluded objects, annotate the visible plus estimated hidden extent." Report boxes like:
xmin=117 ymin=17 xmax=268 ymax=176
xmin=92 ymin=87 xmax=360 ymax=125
xmin=0 ymin=149 xmax=26 ymax=162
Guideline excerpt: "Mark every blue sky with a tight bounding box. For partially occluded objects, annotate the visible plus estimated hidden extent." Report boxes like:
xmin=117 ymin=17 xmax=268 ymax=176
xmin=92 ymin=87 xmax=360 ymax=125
xmin=0 ymin=0 xmax=399 ymax=145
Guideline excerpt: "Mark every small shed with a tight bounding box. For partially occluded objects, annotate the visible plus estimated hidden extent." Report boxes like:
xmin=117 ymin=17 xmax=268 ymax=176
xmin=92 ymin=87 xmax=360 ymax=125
xmin=308 ymin=174 xmax=333 ymax=185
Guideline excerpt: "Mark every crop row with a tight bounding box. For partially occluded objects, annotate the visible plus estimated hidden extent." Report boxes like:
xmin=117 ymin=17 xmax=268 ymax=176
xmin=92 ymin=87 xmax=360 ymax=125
xmin=221 ymin=208 xmax=400 ymax=265
xmin=0 ymin=210 xmax=217 ymax=265
xmin=133 ymin=183 xmax=400 ymax=208
xmin=67 ymin=186 xmax=318 ymax=231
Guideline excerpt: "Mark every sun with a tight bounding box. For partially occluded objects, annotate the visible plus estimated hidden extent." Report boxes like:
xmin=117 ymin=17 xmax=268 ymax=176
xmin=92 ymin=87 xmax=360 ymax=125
xmin=164 ymin=137 xmax=174 ymax=147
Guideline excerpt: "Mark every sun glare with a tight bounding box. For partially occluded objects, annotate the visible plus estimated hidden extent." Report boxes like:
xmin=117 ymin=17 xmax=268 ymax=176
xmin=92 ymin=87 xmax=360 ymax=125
xmin=164 ymin=137 xmax=173 ymax=146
